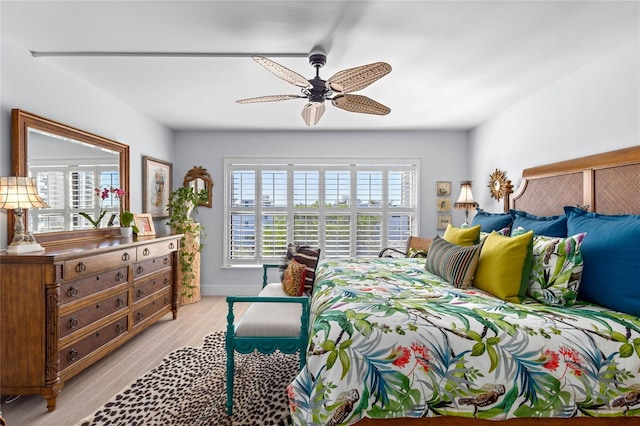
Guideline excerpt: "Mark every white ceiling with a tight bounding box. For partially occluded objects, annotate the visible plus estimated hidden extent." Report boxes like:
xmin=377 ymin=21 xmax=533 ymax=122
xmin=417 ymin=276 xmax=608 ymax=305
xmin=1 ymin=1 xmax=638 ymax=131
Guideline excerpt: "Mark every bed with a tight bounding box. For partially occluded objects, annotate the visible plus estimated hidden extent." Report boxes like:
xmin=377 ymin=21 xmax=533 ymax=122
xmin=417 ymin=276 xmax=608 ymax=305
xmin=287 ymin=146 xmax=640 ymax=426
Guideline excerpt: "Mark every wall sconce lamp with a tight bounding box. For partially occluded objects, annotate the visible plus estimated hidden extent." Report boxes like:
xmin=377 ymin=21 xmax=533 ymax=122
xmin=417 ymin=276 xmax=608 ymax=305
xmin=0 ymin=176 xmax=50 ymax=254
xmin=453 ymin=180 xmax=479 ymax=224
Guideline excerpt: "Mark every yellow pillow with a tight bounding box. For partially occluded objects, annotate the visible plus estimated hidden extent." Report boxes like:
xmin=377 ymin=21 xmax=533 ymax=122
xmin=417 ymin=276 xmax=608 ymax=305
xmin=473 ymin=230 xmax=534 ymax=303
xmin=443 ymin=224 xmax=481 ymax=246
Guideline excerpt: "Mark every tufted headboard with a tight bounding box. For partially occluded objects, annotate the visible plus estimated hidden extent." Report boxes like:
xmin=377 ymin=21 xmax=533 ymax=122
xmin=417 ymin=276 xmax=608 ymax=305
xmin=509 ymin=145 xmax=640 ymax=216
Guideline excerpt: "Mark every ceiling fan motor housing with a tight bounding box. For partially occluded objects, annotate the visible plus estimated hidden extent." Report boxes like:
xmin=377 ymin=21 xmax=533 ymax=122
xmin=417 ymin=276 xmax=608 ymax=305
xmin=308 ymin=52 xmax=327 ymax=68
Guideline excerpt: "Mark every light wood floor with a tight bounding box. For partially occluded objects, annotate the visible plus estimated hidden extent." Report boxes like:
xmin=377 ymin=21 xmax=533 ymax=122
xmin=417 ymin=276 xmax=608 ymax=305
xmin=1 ymin=296 xmax=249 ymax=426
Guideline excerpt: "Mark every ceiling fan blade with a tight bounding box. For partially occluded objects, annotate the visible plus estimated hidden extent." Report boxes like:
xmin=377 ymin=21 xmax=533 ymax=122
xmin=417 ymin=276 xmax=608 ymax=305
xmin=301 ymin=102 xmax=326 ymax=126
xmin=253 ymin=56 xmax=312 ymax=89
xmin=332 ymin=94 xmax=390 ymax=116
xmin=327 ymin=62 xmax=392 ymax=94
xmin=236 ymin=95 xmax=303 ymax=104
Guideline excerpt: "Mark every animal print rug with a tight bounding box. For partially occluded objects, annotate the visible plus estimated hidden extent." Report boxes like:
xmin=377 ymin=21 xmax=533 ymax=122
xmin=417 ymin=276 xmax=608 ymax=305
xmin=78 ymin=331 xmax=298 ymax=426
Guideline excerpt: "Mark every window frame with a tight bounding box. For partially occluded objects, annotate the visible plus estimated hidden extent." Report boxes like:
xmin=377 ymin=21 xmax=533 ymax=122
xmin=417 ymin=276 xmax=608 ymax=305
xmin=224 ymin=157 xmax=419 ymax=266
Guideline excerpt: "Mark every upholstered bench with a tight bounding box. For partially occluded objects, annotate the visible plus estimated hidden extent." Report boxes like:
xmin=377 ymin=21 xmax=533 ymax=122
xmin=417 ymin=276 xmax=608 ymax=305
xmin=225 ymin=264 xmax=310 ymax=416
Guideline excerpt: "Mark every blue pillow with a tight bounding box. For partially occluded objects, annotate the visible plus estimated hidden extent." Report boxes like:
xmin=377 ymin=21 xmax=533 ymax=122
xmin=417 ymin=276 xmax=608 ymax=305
xmin=510 ymin=209 xmax=567 ymax=238
xmin=470 ymin=209 xmax=513 ymax=233
xmin=565 ymin=206 xmax=640 ymax=317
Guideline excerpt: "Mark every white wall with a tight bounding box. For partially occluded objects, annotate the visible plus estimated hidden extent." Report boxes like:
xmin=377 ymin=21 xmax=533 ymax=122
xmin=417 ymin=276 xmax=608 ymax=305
xmin=470 ymin=39 xmax=640 ymax=212
xmin=0 ymin=36 xmax=174 ymax=246
xmin=172 ymin=130 xmax=470 ymax=295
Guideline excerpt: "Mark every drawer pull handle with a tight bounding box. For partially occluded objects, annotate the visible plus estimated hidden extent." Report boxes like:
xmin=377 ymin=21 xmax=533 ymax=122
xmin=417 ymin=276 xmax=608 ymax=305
xmin=163 ymin=257 xmax=169 ymax=265
xmin=96 ymin=303 xmax=101 ymax=309
xmin=116 ymin=297 xmax=124 ymax=307
xmin=137 ymin=312 xmax=144 ymax=320
xmin=163 ymin=278 xmax=169 ymax=285
xmin=96 ymin=275 xmax=100 ymax=281
xmin=68 ymin=286 xmax=78 ymax=297
xmin=122 ymin=252 xmax=130 ymax=262
xmin=116 ymin=272 xmax=124 ymax=281
xmin=164 ymin=296 xmax=169 ymax=305
xmin=137 ymin=266 xmax=144 ymax=274
xmin=169 ymin=242 xmax=175 ymax=249
xmin=143 ymin=248 xmax=150 ymax=256
xmin=68 ymin=349 xmax=78 ymax=361
xmin=137 ymin=289 xmax=144 ymax=297
xmin=75 ymin=262 xmax=87 ymax=273
xmin=68 ymin=317 xmax=78 ymax=329
xmin=116 ymin=323 xmax=125 ymax=333
xmin=95 ymin=331 xmax=100 ymax=338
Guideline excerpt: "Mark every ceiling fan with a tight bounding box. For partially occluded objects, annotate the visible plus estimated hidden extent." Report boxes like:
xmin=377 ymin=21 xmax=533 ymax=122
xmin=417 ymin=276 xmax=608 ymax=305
xmin=236 ymin=50 xmax=392 ymax=126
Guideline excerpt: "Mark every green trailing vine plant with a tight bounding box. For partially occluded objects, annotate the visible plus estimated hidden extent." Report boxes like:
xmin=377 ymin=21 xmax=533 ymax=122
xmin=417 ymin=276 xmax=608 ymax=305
xmin=167 ymin=186 xmax=208 ymax=297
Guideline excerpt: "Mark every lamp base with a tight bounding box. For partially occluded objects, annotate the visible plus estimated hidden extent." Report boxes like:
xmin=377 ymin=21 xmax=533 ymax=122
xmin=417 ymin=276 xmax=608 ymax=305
xmin=6 ymin=241 xmax=45 ymax=254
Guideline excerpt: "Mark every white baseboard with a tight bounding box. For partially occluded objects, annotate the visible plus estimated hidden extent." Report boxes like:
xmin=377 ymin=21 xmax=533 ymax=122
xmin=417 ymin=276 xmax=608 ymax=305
xmin=200 ymin=283 xmax=263 ymax=296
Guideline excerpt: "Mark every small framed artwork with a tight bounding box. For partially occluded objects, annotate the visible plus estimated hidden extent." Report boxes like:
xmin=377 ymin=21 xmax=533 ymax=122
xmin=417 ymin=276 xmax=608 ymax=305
xmin=437 ymin=214 xmax=452 ymax=230
xmin=143 ymin=156 xmax=172 ymax=218
xmin=437 ymin=197 xmax=451 ymax=212
xmin=436 ymin=181 xmax=451 ymax=196
xmin=133 ymin=213 xmax=156 ymax=236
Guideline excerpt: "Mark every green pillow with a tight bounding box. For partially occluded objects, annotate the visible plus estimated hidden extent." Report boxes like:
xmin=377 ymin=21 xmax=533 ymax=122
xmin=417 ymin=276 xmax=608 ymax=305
xmin=425 ymin=236 xmax=483 ymax=289
xmin=526 ymin=232 xmax=586 ymax=306
xmin=443 ymin=223 xmax=481 ymax=246
xmin=473 ymin=230 xmax=534 ymax=303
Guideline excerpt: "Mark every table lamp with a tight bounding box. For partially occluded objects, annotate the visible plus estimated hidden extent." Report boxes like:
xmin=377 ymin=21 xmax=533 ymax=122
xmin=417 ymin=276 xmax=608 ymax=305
xmin=0 ymin=176 xmax=50 ymax=254
xmin=453 ymin=180 xmax=479 ymax=225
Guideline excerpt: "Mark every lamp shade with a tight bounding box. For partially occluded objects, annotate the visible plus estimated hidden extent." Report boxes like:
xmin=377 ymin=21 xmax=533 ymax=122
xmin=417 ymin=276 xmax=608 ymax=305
xmin=454 ymin=180 xmax=478 ymax=209
xmin=0 ymin=177 xmax=49 ymax=209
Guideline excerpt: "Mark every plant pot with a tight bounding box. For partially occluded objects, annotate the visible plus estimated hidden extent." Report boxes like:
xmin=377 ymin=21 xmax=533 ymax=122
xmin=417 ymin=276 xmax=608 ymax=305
xmin=120 ymin=227 xmax=133 ymax=237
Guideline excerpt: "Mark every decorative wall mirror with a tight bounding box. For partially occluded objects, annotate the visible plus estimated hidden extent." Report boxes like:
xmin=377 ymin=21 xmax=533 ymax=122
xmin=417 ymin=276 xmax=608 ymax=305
xmin=183 ymin=166 xmax=212 ymax=208
xmin=10 ymin=109 xmax=130 ymax=245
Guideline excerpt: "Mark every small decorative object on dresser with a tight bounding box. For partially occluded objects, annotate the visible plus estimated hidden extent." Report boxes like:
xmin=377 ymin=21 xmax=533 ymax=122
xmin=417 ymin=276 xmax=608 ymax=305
xmin=133 ymin=213 xmax=156 ymax=236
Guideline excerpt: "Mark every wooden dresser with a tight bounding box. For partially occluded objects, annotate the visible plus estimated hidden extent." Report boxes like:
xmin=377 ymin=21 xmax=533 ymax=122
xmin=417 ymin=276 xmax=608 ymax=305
xmin=0 ymin=234 xmax=181 ymax=411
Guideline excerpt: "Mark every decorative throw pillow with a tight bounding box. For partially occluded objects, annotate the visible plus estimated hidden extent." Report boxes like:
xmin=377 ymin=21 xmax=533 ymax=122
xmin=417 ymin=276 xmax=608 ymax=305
xmin=282 ymin=258 xmax=307 ymax=296
xmin=470 ymin=209 xmax=514 ymax=233
xmin=526 ymin=232 xmax=586 ymax=306
xmin=479 ymin=226 xmax=510 ymax=243
xmin=282 ymin=243 xmax=321 ymax=295
xmin=565 ymin=206 xmax=640 ymax=316
xmin=510 ymin=209 xmax=568 ymax=238
xmin=443 ymin=223 xmax=481 ymax=246
xmin=425 ymin=236 xmax=483 ymax=289
xmin=473 ymin=230 xmax=534 ymax=303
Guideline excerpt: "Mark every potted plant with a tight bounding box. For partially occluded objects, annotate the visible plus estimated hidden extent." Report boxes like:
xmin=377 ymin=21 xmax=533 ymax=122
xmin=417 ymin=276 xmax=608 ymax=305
xmin=119 ymin=210 xmax=138 ymax=237
xmin=167 ymin=186 xmax=208 ymax=303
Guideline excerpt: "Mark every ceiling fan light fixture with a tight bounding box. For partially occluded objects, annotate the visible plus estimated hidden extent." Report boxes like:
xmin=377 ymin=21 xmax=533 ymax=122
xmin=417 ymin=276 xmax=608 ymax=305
xmin=302 ymin=102 xmax=326 ymax=126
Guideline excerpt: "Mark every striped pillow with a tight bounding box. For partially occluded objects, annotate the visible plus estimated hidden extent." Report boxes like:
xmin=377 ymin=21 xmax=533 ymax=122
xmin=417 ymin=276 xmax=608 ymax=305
xmin=282 ymin=244 xmax=321 ymax=295
xmin=425 ymin=236 xmax=483 ymax=289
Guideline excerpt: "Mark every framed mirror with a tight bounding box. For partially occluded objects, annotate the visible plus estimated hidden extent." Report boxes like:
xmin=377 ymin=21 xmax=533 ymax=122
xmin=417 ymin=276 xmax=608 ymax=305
xmin=183 ymin=166 xmax=212 ymax=208
xmin=10 ymin=109 xmax=130 ymax=245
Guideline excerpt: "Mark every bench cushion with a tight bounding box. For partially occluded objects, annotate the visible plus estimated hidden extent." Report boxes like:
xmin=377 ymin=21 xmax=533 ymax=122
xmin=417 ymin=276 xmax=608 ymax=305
xmin=235 ymin=283 xmax=304 ymax=337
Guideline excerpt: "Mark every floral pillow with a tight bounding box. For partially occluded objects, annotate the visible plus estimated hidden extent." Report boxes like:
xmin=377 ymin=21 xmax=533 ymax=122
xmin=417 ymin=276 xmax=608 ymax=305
xmin=513 ymin=227 xmax=586 ymax=306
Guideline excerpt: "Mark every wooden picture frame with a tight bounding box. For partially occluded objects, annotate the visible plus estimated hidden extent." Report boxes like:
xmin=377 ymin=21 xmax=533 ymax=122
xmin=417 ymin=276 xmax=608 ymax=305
xmin=437 ymin=197 xmax=451 ymax=212
xmin=142 ymin=156 xmax=172 ymax=218
xmin=133 ymin=213 xmax=156 ymax=236
xmin=437 ymin=214 xmax=452 ymax=230
xmin=436 ymin=180 xmax=451 ymax=196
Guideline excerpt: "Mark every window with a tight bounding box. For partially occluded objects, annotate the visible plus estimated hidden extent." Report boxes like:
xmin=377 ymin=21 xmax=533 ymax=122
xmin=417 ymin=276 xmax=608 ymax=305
xmin=225 ymin=158 xmax=419 ymax=266
xmin=30 ymin=165 xmax=121 ymax=232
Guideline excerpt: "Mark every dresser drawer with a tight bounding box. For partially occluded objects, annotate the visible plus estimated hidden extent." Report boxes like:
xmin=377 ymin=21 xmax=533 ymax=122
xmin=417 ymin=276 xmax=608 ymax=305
xmin=60 ymin=266 xmax=129 ymax=305
xmin=132 ymin=271 xmax=172 ymax=303
xmin=132 ymin=289 xmax=172 ymax=327
xmin=59 ymin=290 xmax=128 ymax=338
xmin=133 ymin=255 xmax=172 ymax=279
xmin=64 ymin=249 xmax=135 ymax=281
xmin=59 ymin=315 xmax=129 ymax=371
xmin=137 ymin=240 xmax=178 ymax=260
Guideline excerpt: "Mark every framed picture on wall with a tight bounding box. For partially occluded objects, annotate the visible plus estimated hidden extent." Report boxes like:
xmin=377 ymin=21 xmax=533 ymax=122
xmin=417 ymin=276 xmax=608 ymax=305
xmin=142 ymin=156 xmax=172 ymax=218
xmin=437 ymin=214 xmax=452 ymax=230
xmin=133 ymin=213 xmax=156 ymax=236
xmin=437 ymin=197 xmax=451 ymax=212
xmin=436 ymin=180 xmax=451 ymax=196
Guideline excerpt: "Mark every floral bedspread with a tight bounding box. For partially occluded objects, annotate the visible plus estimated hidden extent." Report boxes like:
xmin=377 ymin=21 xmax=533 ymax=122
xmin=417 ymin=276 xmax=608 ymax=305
xmin=288 ymin=257 xmax=640 ymax=425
